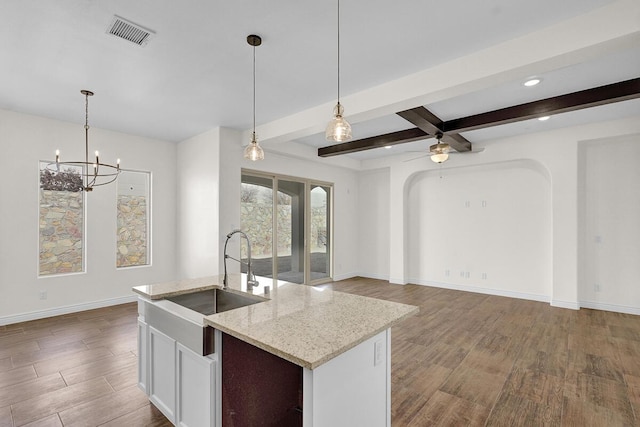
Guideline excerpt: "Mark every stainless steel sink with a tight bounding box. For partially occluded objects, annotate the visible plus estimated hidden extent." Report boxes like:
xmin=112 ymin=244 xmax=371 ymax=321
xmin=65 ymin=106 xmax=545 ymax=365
xmin=167 ymin=288 xmax=265 ymax=315
xmin=142 ymin=289 xmax=266 ymax=357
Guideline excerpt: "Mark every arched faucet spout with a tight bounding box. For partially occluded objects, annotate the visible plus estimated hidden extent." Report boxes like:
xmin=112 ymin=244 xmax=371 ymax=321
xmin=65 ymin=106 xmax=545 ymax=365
xmin=223 ymin=230 xmax=259 ymax=290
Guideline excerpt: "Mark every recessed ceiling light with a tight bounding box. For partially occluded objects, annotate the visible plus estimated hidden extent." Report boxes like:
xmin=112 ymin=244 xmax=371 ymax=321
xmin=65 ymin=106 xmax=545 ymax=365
xmin=524 ymin=78 xmax=542 ymax=87
xmin=538 ymin=116 xmax=550 ymax=121
xmin=384 ymin=145 xmax=392 ymax=149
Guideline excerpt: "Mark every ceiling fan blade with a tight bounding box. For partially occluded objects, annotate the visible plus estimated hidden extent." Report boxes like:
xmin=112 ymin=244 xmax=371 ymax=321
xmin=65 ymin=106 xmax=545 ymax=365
xmin=403 ymin=154 xmax=429 ymax=162
xmin=448 ymin=147 xmax=486 ymax=155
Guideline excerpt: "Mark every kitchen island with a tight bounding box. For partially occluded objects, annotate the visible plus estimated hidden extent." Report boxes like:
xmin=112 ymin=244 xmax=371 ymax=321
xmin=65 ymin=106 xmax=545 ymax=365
xmin=133 ymin=274 xmax=418 ymax=427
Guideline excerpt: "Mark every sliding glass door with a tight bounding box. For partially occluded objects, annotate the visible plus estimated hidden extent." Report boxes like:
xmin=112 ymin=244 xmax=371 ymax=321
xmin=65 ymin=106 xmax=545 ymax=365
xmin=240 ymin=171 xmax=332 ymax=285
xmin=309 ymin=184 xmax=331 ymax=282
xmin=240 ymin=175 xmax=274 ymax=278
xmin=276 ymin=179 xmax=305 ymax=283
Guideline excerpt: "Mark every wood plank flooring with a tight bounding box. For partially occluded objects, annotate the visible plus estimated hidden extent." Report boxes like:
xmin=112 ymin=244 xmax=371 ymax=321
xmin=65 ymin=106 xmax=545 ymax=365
xmin=319 ymin=278 xmax=640 ymax=426
xmin=0 ymin=278 xmax=639 ymax=426
xmin=0 ymin=303 xmax=171 ymax=427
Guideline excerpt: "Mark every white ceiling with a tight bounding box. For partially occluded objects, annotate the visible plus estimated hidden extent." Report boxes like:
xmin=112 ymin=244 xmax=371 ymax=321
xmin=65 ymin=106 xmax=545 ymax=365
xmin=0 ymin=0 xmax=638 ymax=162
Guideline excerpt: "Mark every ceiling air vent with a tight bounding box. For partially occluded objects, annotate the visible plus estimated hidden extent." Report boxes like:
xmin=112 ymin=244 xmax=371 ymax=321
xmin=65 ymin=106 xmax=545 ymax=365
xmin=107 ymin=15 xmax=155 ymax=46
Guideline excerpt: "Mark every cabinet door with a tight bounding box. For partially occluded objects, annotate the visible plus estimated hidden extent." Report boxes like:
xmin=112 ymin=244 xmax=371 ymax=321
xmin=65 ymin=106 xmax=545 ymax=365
xmin=149 ymin=326 xmax=176 ymax=423
xmin=137 ymin=319 xmax=148 ymax=395
xmin=176 ymin=343 xmax=216 ymax=427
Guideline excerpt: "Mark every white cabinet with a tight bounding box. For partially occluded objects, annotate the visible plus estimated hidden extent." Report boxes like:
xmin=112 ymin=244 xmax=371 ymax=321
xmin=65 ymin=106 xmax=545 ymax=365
xmin=177 ymin=343 xmax=216 ymax=427
xmin=138 ymin=319 xmax=148 ymax=394
xmin=138 ymin=299 xmax=217 ymax=427
xmin=149 ymin=326 xmax=177 ymax=423
xmin=302 ymin=330 xmax=391 ymax=427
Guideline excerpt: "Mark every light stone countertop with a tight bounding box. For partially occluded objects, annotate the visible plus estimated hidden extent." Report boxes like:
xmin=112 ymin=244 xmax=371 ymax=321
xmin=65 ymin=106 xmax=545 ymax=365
xmin=133 ymin=274 xmax=418 ymax=369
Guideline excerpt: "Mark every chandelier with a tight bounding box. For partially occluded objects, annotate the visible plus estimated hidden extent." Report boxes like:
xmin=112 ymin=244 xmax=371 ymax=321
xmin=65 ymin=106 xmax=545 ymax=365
xmin=47 ymin=90 xmax=121 ymax=191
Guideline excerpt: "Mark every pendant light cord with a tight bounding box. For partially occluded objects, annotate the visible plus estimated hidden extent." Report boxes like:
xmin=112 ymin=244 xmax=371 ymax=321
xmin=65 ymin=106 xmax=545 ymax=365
xmin=253 ymin=42 xmax=256 ymax=138
xmin=337 ymin=0 xmax=341 ymax=104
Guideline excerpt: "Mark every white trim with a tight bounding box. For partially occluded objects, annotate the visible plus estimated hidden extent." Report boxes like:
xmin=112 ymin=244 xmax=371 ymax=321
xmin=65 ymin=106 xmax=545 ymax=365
xmin=356 ymin=272 xmax=390 ymax=281
xmin=550 ymin=299 xmax=580 ymax=310
xmin=0 ymin=294 xmax=138 ymax=326
xmin=580 ymin=301 xmax=640 ymax=316
xmin=389 ymin=277 xmax=408 ymax=285
xmin=411 ymin=279 xmax=551 ymax=303
xmin=332 ymin=272 xmax=358 ymax=282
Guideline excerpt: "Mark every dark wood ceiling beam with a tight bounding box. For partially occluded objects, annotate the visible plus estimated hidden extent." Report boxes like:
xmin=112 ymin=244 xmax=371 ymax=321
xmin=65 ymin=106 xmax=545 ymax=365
xmin=318 ymin=128 xmax=427 ymax=157
xmin=397 ymin=107 xmax=472 ymax=152
xmin=443 ymin=77 xmax=640 ymax=134
xmin=317 ymin=77 xmax=640 ymax=158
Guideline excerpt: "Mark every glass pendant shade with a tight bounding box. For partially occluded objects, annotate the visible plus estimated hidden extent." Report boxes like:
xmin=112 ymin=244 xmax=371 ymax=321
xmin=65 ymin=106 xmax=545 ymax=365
xmin=244 ymin=133 xmax=264 ymax=161
xmin=430 ymin=142 xmax=450 ymax=164
xmin=430 ymin=152 xmax=449 ymax=163
xmin=325 ymin=102 xmax=352 ymax=142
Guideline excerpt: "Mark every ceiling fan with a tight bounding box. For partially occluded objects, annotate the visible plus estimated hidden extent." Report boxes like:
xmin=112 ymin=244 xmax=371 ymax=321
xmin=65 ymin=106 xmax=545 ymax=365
xmin=404 ymin=132 xmax=485 ymax=163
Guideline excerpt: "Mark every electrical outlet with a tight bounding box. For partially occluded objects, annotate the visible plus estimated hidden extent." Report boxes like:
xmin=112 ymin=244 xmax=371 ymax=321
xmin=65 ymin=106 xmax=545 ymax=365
xmin=482 ymin=273 xmax=487 ymax=280
xmin=374 ymin=340 xmax=384 ymax=366
xmin=445 ymin=269 xmax=450 ymax=277
xmin=482 ymin=200 xmax=487 ymax=208
xmin=465 ymin=271 xmax=470 ymax=279
xmin=594 ymin=284 xmax=601 ymax=292
xmin=39 ymin=290 xmax=47 ymax=300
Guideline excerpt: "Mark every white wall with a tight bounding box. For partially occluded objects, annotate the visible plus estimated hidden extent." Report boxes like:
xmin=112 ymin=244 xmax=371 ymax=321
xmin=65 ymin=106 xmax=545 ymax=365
xmin=362 ymin=116 xmax=640 ymax=313
xmin=176 ymin=128 xmax=220 ymax=278
xmin=357 ymin=168 xmax=390 ymax=280
xmin=0 ymin=109 xmax=177 ymax=323
xmin=580 ymin=133 xmax=640 ymax=314
xmin=406 ymin=161 xmax=551 ymax=301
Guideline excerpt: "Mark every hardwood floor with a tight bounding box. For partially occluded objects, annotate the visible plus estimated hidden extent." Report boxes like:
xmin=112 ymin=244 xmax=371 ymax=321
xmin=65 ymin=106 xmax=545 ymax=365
xmin=320 ymin=278 xmax=640 ymax=426
xmin=0 ymin=303 xmax=171 ymax=427
xmin=1 ymin=278 xmax=639 ymax=426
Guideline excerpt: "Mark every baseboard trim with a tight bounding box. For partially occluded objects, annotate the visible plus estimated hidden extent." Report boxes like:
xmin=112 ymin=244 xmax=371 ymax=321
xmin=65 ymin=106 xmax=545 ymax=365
xmin=332 ymin=272 xmax=358 ymax=282
xmin=550 ymin=300 xmax=580 ymax=310
xmin=356 ymin=272 xmax=390 ymax=282
xmin=0 ymin=294 xmax=138 ymax=326
xmin=580 ymin=301 xmax=640 ymax=315
xmin=411 ymin=279 xmax=550 ymax=304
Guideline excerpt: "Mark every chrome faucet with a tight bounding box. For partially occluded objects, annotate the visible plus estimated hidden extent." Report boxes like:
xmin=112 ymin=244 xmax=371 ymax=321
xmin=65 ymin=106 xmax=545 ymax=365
xmin=223 ymin=229 xmax=259 ymax=290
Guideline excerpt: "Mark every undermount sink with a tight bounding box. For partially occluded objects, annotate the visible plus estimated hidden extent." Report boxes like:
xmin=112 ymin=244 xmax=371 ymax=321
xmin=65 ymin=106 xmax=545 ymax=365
xmin=167 ymin=288 xmax=265 ymax=315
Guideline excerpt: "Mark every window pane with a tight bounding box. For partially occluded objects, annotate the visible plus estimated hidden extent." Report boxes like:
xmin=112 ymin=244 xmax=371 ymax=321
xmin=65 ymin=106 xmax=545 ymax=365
xmin=240 ymin=177 xmax=274 ymax=277
xmin=39 ymin=161 xmax=84 ymax=276
xmin=310 ymin=185 xmax=330 ymax=281
xmin=117 ymin=170 xmax=150 ymax=268
xmin=276 ymin=179 xmax=305 ymax=284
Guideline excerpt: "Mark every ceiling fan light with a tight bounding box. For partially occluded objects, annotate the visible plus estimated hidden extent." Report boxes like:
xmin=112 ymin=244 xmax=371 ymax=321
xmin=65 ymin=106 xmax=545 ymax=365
xmin=429 ymin=140 xmax=450 ymax=163
xmin=431 ymin=152 xmax=449 ymax=163
xmin=244 ymin=134 xmax=264 ymax=161
xmin=326 ymin=103 xmax=352 ymax=142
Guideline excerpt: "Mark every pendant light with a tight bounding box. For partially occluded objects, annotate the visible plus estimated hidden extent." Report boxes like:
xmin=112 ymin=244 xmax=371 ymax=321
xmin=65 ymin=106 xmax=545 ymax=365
xmin=244 ymin=34 xmax=265 ymax=161
xmin=47 ymin=90 xmax=121 ymax=192
xmin=325 ymin=0 xmax=352 ymax=142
